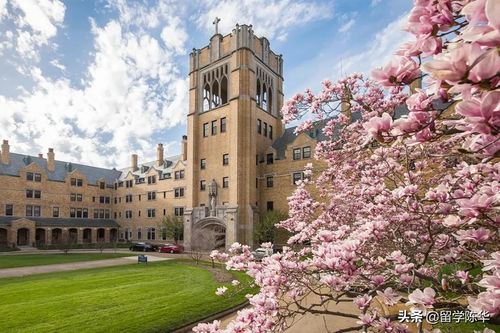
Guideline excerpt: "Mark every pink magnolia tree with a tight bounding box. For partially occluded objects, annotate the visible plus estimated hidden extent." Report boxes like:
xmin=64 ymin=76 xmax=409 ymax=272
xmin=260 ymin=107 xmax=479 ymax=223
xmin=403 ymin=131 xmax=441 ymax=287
xmin=195 ymin=0 xmax=499 ymax=332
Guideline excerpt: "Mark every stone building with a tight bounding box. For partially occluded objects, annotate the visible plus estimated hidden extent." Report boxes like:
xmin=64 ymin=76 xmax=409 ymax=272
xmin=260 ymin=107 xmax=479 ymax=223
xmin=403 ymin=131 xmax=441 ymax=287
xmin=0 ymin=25 xmax=317 ymax=250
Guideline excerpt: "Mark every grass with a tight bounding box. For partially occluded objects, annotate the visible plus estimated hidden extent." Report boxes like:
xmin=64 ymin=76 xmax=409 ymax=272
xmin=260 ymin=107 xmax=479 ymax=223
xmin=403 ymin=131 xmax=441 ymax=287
xmin=0 ymin=260 xmax=254 ymax=333
xmin=0 ymin=253 xmax=131 ymax=269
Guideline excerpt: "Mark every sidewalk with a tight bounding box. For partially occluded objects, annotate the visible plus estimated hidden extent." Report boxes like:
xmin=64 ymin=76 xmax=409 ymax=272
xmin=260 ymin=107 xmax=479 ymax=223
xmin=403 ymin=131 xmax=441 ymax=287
xmin=0 ymin=255 xmax=170 ymax=278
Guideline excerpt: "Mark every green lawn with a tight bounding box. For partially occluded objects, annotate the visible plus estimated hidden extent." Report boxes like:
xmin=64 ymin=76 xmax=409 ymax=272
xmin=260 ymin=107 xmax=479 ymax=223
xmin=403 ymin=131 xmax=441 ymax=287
xmin=0 ymin=253 xmax=131 ymax=269
xmin=0 ymin=260 xmax=254 ymax=333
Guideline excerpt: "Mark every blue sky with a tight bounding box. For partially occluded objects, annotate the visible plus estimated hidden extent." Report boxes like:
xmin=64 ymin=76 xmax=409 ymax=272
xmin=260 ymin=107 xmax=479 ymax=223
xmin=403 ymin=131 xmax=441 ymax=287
xmin=0 ymin=0 xmax=413 ymax=168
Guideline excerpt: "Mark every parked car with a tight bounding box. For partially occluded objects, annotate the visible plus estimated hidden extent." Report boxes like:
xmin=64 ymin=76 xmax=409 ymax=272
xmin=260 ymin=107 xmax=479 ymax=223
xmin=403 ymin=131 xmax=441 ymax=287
xmin=252 ymin=247 xmax=273 ymax=261
xmin=129 ymin=242 xmax=158 ymax=252
xmin=159 ymin=243 xmax=184 ymax=254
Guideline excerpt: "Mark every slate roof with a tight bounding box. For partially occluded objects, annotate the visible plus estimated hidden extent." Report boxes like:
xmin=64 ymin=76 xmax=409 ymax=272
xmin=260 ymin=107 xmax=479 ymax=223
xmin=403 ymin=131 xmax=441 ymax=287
xmin=0 ymin=153 xmax=122 ymax=185
xmin=117 ymin=154 xmax=184 ymax=181
xmin=0 ymin=216 xmax=120 ymax=228
xmin=271 ymin=104 xmax=409 ymax=159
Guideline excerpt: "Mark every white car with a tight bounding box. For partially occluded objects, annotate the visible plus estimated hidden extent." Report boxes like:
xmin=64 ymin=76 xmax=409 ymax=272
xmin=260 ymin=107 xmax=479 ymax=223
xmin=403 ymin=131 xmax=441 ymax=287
xmin=252 ymin=248 xmax=273 ymax=261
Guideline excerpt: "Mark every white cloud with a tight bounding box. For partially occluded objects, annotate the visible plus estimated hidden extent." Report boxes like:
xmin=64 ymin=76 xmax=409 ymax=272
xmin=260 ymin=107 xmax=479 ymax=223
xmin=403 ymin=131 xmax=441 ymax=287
xmin=0 ymin=0 xmax=7 ymax=22
xmin=0 ymin=1 xmax=189 ymax=168
xmin=371 ymin=0 xmax=382 ymax=7
xmin=338 ymin=18 xmax=355 ymax=33
xmin=196 ymin=0 xmax=333 ymax=41
xmin=161 ymin=17 xmax=188 ymax=55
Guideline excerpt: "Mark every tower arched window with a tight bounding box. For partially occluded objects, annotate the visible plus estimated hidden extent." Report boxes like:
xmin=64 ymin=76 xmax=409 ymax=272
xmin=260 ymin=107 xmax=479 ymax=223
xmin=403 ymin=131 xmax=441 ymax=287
xmin=203 ymin=84 xmax=210 ymax=112
xmin=268 ymin=88 xmax=272 ymax=114
xmin=262 ymin=83 xmax=267 ymax=111
xmin=212 ymin=80 xmax=220 ymax=107
xmin=221 ymin=76 xmax=228 ymax=104
xmin=256 ymin=79 xmax=261 ymax=106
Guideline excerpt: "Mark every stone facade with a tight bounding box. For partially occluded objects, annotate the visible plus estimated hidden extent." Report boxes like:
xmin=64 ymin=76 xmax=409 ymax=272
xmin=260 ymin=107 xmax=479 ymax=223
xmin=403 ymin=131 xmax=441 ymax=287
xmin=0 ymin=26 xmax=318 ymax=249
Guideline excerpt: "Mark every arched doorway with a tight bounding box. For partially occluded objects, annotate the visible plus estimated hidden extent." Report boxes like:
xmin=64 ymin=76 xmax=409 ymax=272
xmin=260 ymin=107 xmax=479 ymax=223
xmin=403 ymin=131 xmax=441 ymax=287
xmin=110 ymin=228 xmax=118 ymax=243
xmin=0 ymin=228 xmax=8 ymax=246
xmin=17 ymin=228 xmax=29 ymax=246
xmin=83 ymin=228 xmax=92 ymax=243
xmin=193 ymin=218 xmax=226 ymax=251
xmin=51 ymin=228 xmax=62 ymax=245
xmin=97 ymin=228 xmax=105 ymax=243
xmin=68 ymin=228 xmax=78 ymax=244
xmin=35 ymin=228 xmax=46 ymax=246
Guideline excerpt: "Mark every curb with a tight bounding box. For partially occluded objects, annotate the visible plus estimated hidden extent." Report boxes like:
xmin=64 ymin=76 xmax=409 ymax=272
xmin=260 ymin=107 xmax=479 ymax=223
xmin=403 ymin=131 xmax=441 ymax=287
xmin=171 ymin=300 xmax=249 ymax=333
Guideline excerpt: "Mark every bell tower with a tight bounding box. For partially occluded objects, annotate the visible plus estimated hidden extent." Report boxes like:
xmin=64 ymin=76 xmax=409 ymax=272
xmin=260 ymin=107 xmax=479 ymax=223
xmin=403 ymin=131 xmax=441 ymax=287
xmin=183 ymin=21 xmax=284 ymax=250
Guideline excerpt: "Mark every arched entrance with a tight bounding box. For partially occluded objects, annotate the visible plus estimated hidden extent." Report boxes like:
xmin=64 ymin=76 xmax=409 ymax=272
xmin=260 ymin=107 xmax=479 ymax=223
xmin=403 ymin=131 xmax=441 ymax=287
xmin=17 ymin=228 xmax=29 ymax=246
xmin=36 ymin=228 xmax=46 ymax=246
xmin=0 ymin=228 xmax=8 ymax=246
xmin=83 ymin=228 xmax=92 ymax=243
xmin=97 ymin=228 xmax=105 ymax=243
xmin=68 ymin=228 xmax=78 ymax=244
xmin=51 ymin=228 xmax=62 ymax=245
xmin=110 ymin=228 xmax=118 ymax=243
xmin=193 ymin=218 xmax=226 ymax=251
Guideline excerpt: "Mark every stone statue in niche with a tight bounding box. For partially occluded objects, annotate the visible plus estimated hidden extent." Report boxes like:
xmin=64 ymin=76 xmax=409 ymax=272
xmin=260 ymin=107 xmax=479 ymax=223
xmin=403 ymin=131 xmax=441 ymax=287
xmin=208 ymin=179 xmax=217 ymax=216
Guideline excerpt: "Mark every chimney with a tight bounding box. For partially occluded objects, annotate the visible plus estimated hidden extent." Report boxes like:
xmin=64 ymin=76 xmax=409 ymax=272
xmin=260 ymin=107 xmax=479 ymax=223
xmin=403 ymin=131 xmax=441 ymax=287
xmin=157 ymin=143 xmax=164 ymax=167
xmin=410 ymin=77 xmax=422 ymax=94
xmin=182 ymin=135 xmax=187 ymax=161
xmin=131 ymin=154 xmax=138 ymax=172
xmin=38 ymin=153 xmax=43 ymax=158
xmin=1 ymin=140 xmax=10 ymax=165
xmin=47 ymin=148 xmax=55 ymax=172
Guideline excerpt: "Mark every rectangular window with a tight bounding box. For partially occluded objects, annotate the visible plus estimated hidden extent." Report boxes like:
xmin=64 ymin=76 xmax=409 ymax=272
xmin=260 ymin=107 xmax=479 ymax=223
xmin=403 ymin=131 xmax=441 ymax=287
xmin=99 ymin=209 xmax=105 ymax=219
xmin=33 ymin=205 xmax=41 ymax=217
xmin=200 ymin=158 xmax=206 ymax=170
xmin=6 ymin=204 xmax=13 ymax=216
xmin=174 ymin=187 xmax=184 ymax=198
xmin=105 ymin=209 xmax=110 ymax=219
xmin=70 ymin=193 xmax=76 ymax=201
xmin=174 ymin=207 xmax=184 ymax=216
xmin=211 ymin=120 xmax=217 ymax=135
xmin=266 ymin=176 xmax=274 ymax=188
xmin=256 ymin=154 xmax=259 ymax=165
xmin=223 ymin=177 xmax=229 ymax=188
xmin=293 ymin=148 xmax=301 ymax=160
xmin=26 ymin=205 xmax=33 ymax=217
xmin=293 ymin=172 xmax=302 ymax=185
xmin=100 ymin=182 xmax=105 ymax=189
xmin=94 ymin=209 xmax=99 ymax=219
xmin=147 ymin=227 xmax=156 ymax=240
xmin=34 ymin=190 xmax=41 ymax=199
xmin=257 ymin=119 xmax=262 ymax=134
xmin=26 ymin=190 xmax=33 ymax=198
xmin=34 ymin=173 xmax=41 ymax=182
xmin=264 ymin=122 xmax=268 ymax=136
xmin=100 ymin=196 xmax=105 ymax=204
xmin=267 ymin=201 xmax=274 ymax=211
xmin=125 ymin=210 xmax=132 ymax=219
xmin=266 ymin=153 xmax=273 ymax=165
xmin=76 ymin=194 xmax=82 ymax=202
xmin=76 ymin=208 xmax=82 ymax=218
xmin=303 ymin=146 xmax=311 ymax=159
xmin=203 ymin=123 xmax=209 ymax=137
xmin=83 ymin=208 xmax=89 ymax=218
xmin=220 ymin=117 xmax=226 ymax=133
xmin=256 ymin=178 xmax=258 ymax=188
xmin=70 ymin=178 xmax=76 ymax=186
xmin=223 ymin=154 xmax=229 ymax=166
xmin=26 ymin=172 xmax=34 ymax=181
xmin=126 ymin=180 xmax=133 ymax=188
xmin=269 ymin=125 xmax=273 ymax=139
xmin=147 ymin=176 xmax=156 ymax=184
xmin=137 ymin=228 xmax=142 ymax=240
xmin=147 ymin=209 xmax=156 ymax=218
xmin=77 ymin=179 xmax=83 ymax=187
xmin=52 ymin=207 xmax=59 ymax=218
xmin=147 ymin=191 xmax=156 ymax=200
xmin=200 ymin=180 xmax=206 ymax=191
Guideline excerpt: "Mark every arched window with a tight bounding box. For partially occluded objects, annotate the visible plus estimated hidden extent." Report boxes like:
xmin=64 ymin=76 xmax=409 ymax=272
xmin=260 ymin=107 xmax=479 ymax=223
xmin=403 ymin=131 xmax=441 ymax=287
xmin=212 ymin=80 xmax=220 ymax=107
xmin=256 ymin=79 xmax=261 ymax=105
xmin=203 ymin=84 xmax=210 ymax=112
xmin=262 ymin=83 xmax=267 ymax=111
xmin=221 ymin=76 xmax=228 ymax=104
xmin=268 ymin=88 xmax=272 ymax=114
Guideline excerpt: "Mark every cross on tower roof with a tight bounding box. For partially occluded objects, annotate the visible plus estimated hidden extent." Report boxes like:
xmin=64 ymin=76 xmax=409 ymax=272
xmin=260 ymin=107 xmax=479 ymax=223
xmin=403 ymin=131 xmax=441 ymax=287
xmin=213 ymin=17 xmax=221 ymax=35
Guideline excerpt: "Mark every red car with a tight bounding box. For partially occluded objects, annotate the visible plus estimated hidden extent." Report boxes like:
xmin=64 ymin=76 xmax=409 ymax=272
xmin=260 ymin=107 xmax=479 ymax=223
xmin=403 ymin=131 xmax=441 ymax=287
xmin=159 ymin=243 xmax=184 ymax=253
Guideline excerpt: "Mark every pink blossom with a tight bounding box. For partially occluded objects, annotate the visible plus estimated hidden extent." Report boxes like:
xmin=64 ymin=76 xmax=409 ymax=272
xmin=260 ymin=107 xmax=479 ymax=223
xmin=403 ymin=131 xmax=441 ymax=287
xmin=231 ymin=280 xmax=240 ymax=287
xmin=371 ymin=275 xmax=386 ymax=286
xmin=376 ymin=287 xmax=402 ymax=306
xmin=456 ymin=270 xmax=470 ymax=284
xmin=456 ymin=91 xmax=500 ymax=135
xmin=407 ymin=288 xmax=436 ymax=308
xmin=482 ymin=251 xmax=500 ymax=272
xmin=215 ymin=286 xmax=228 ymax=296
xmin=363 ymin=113 xmax=393 ymax=141
xmin=372 ymin=56 xmax=420 ymax=86
xmin=454 ymin=228 xmax=491 ymax=243
xmin=193 ymin=320 xmax=221 ymax=333
xmin=357 ymin=313 xmax=376 ymax=326
xmin=354 ymin=294 xmax=373 ymax=310
xmin=478 ymin=271 xmax=500 ymax=290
